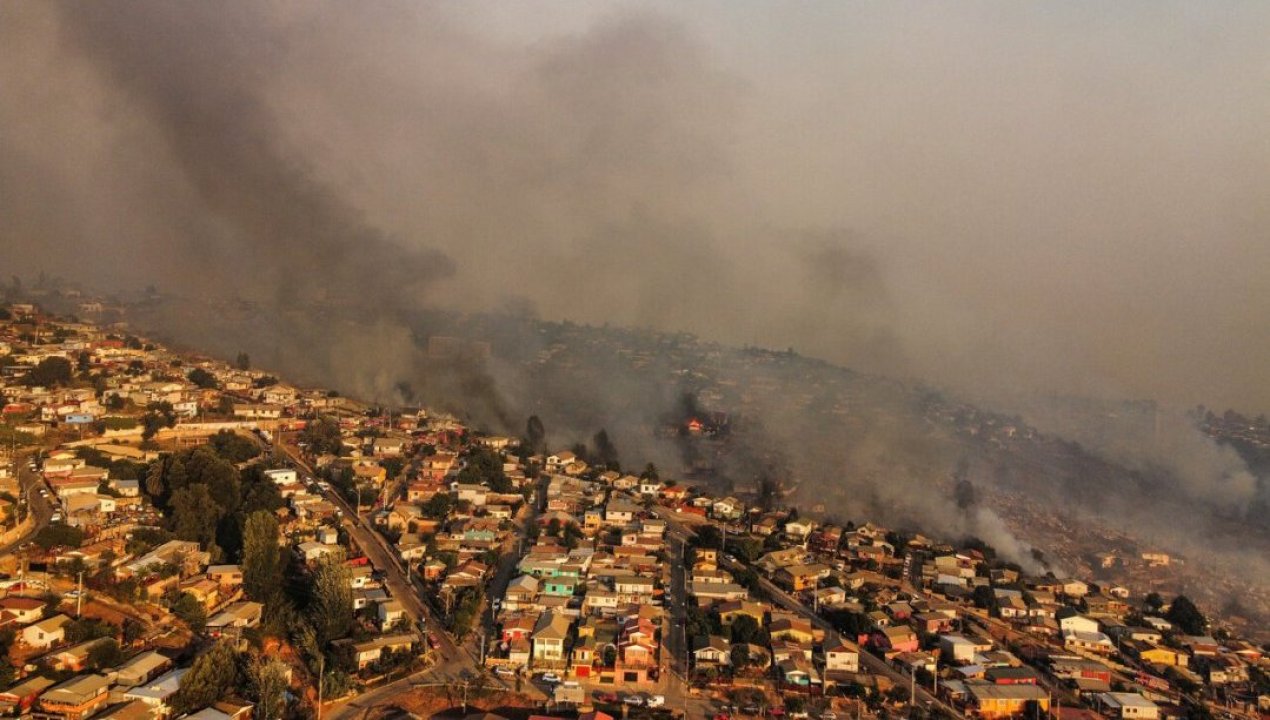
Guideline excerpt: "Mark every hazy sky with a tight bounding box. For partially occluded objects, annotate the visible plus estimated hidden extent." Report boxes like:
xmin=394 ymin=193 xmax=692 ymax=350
xmin=2 ymin=1 xmax=1268 ymax=412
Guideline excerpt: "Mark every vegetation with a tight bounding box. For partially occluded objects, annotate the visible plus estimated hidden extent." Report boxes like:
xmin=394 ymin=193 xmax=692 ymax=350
xmin=310 ymin=550 xmax=353 ymax=645
xmin=171 ymin=641 xmax=244 ymax=715
xmin=24 ymin=356 xmax=72 ymax=387
xmin=242 ymin=511 xmax=283 ymax=605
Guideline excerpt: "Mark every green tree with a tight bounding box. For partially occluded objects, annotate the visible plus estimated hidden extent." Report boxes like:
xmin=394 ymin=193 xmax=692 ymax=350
xmin=187 ymin=367 xmax=219 ymax=389
xmin=311 ymin=550 xmax=353 ymax=644
xmin=1165 ymin=595 xmax=1208 ymax=636
xmin=249 ymin=658 xmax=290 ymax=720
xmin=33 ymin=523 xmax=85 ymax=550
xmin=242 ymin=511 xmax=283 ymax=605
xmin=300 ymin=416 xmax=343 ymax=456
xmin=730 ymin=643 xmax=751 ymax=670
xmin=729 ymin=614 xmax=767 ymax=645
xmin=170 ymin=592 xmax=207 ymax=631
xmin=24 ymin=357 xmax=73 ymax=387
xmin=171 ymin=641 xmax=243 ymax=715
xmin=87 ymin=638 xmax=124 ymax=670
xmin=171 ymin=484 xmax=219 ymax=548
xmin=235 ymin=352 xmax=250 ymax=370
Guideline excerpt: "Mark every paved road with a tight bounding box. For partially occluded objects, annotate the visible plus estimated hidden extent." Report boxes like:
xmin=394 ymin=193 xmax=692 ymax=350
xmin=274 ymin=434 xmax=460 ymax=659
xmin=0 ymin=457 xmax=55 ymax=556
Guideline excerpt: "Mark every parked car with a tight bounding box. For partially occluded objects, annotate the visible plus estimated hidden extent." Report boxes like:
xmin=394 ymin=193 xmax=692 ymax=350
xmin=493 ymin=666 xmax=515 ymax=678
xmin=646 ymin=695 xmax=666 ymax=708
xmin=595 ymin=691 xmax=619 ymax=703
xmin=623 ymin=694 xmax=645 ymax=707
xmin=539 ymin=672 xmax=561 ymax=684
xmin=820 ymin=713 xmax=838 ymax=720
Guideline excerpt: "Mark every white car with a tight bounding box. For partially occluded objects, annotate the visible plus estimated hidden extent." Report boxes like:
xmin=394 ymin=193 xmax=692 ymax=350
xmin=539 ymin=672 xmax=561 ymax=684
xmin=622 ymin=695 xmax=645 ymax=707
xmin=493 ymin=666 xmax=516 ymax=678
xmin=645 ymin=695 xmax=665 ymax=708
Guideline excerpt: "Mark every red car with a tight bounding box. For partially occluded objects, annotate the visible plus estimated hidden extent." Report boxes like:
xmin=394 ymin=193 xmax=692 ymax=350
xmin=426 ymin=632 xmax=440 ymax=649
xmin=715 ymin=714 xmax=732 ymax=720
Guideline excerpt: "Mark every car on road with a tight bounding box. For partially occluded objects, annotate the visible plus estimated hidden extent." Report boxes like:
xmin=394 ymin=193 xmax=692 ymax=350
xmin=724 ymin=554 xmax=737 ymax=563
xmin=493 ymin=666 xmax=516 ymax=678
xmin=646 ymin=695 xmax=666 ymax=708
xmin=819 ymin=713 xmax=838 ymax=720
xmin=426 ymin=632 xmax=440 ymax=649
xmin=742 ymin=705 xmax=761 ymax=715
xmin=714 ymin=714 xmax=732 ymax=720
xmin=595 ymin=691 xmax=619 ymax=703
xmin=539 ymin=672 xmax=561 ymax=684
xmin=50 ymin=513 xmax=63 ymax=523
xmin=622 ymin=694 xmax=645 ymax=707
xmin=65 ymin=589 xmax=83 ymax=599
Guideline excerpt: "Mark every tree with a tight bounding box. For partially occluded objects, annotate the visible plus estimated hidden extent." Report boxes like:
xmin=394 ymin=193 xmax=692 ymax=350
xmin=693 ymin=525 xmax=723 ymax=551
xmin=171 ymin=641 xmax=243 ymax=715
xmin=729 ymin=614 xmax=766 ymax=645
xmin=242 ymin=511 xmax=283 ymax=605
xmin=33 ymin=523 xmax=84 ymax=550
xmin=592 ymin=428 xmax=619 ymax=471
xmin=235 ymin=352 xmax=250 ymax=370
xmin=730 ymin=643 xmax=751 ymax=670
xmin=311 ymin=550 xmax=353 ymax=644
xmin=1165 ymin=595 xmax=1208 ymax=636
xmin=170 ymin=592 xmax=207 ymax=630
xmin=525 ymin=415 xmax=546 ymax=454
xmin=640 ymin=463 xmax=659 ymax=481
xmin=300 ymin=416 xmax=343 ymax=456
xmin=187 ymin=367 xmax=219 ymax=389
xmin=87 ymin=638 xmax=124 ymax=670
xmin=170 ymin=484 xmax=219 ymax=548
xmin=249 ymin=658 xmax=290 ymax=720
xmin=24 ymin=357 xmax=72 ymax=387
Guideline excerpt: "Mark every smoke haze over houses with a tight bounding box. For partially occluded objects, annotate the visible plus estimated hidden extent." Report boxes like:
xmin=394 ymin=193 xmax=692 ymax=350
xmin=2 ymin=1 xmax=1268 ymax=415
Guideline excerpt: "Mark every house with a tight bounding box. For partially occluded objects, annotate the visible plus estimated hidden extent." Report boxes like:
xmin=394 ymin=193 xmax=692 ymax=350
xmin=940 ymin=635 xmax=980 ymax=664
xmin=377 ymin=599 xmax=407 ymax=631
xmin=775 ymin=564 xmax=831 ymax=592
xmin=604 ymin=501 xmax=639 ymax=525
xmin=532 ymin=612 xmax=571 ymax=667
xmin=0 ymin=596 xmax=46 ymax=625
xmin=824 ymin=637 xmax=860 ymax=673
xmin=692 ymin=636 xmax=732 ymax=666
xmin=23 ymin=614 xmax=71 ymax=650
xmin=262 ymin=469 xmax=298 ymax=485
xmin=122 ymin=668 xmax=188 ymax=718
xmin=0 ymin=676 xmax=55 ymax=715
xmin=1096 ymin=693 xmax=1159 ymax=720
xmin=113 ymin=651 xmax=173 ymax=688
xmin=966 ymin=681 xmax=1050 ymax=719
xmin=47 ymin=639 xmax=111 ymax=672
xmin=36 ymin=674 xmax=112 ymax=720
xmin=769 ymin=617 xmax=815 ymax=644
xmin=205 ymin=601 xmax=263 ymax=638
xmin=344 ymin=633 xmax=420 ymax=670
xmin=205 ymin=566 xmax=242 ymax=589
xmin=873 ymin=625 xmax=920 ymax=654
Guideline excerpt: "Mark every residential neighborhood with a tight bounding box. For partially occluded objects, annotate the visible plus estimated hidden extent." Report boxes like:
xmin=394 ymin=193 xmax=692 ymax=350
xmin=0 ymin=303 xmax=1266 ymax=720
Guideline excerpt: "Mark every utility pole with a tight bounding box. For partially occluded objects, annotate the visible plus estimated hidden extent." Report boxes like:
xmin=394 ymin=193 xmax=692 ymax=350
xmin=76 ymin=570 xmax=84 ymax=618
